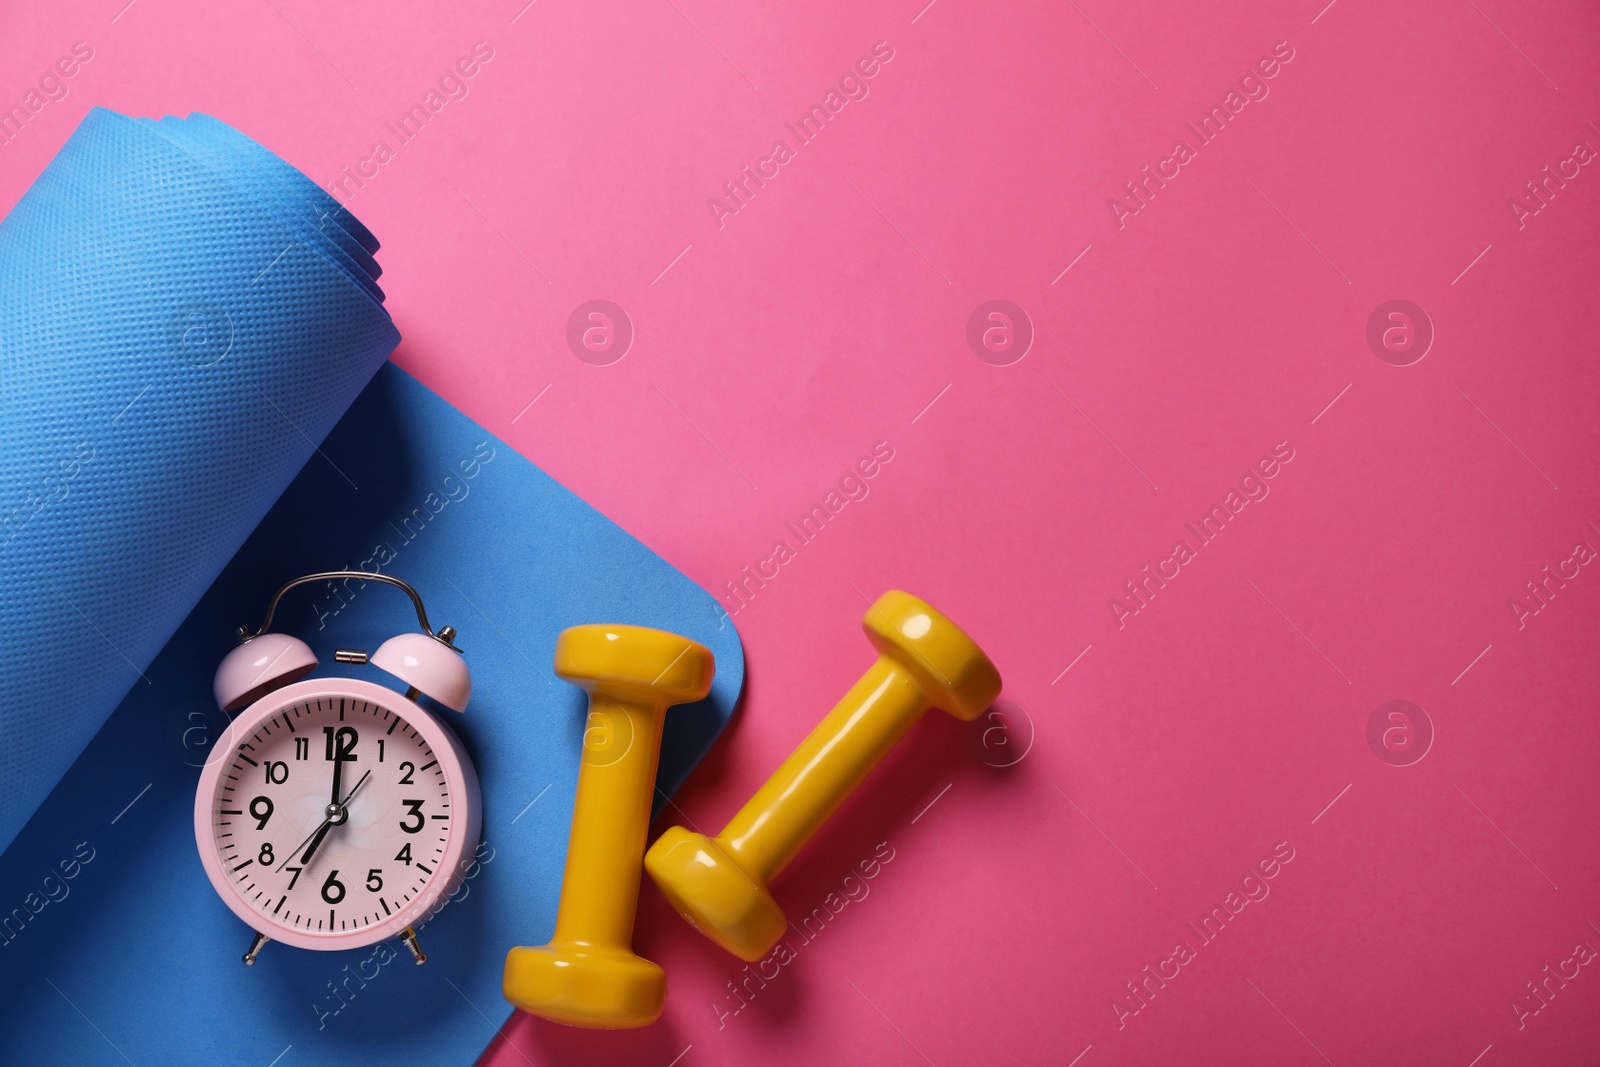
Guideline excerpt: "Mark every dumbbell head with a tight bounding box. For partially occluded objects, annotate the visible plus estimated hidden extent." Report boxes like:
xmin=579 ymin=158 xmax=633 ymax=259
xmin=554 ymin=623 xmax=715 ymax=707
xmin=863 ymin=590 xmax=1000 ymax=721
xmin=645 ymin=826 xmax=785 ymax=963
xmin=503 ymin=943 xmax=667 ymax=1029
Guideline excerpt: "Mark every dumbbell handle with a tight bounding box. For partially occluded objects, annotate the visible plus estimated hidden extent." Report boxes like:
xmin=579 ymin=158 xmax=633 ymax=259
xmin=552 ymin=693 xmax=664 ymax=948
xmin=720 ymin=655 xmax=927 ymax=880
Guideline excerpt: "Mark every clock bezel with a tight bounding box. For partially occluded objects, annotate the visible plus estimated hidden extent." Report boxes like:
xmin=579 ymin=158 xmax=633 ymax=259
xmin=193 ymin=677 xmax=482 ymax=952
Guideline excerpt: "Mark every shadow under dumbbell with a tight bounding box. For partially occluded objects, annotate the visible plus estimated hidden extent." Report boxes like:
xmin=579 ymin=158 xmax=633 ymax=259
xmin=642 ymin=705 xmax=1029 ymax=1032
xmin=647 ymin=650 xmax=754 ymax=824
xmin=767 ymin=703 xmax=1030 ymax=919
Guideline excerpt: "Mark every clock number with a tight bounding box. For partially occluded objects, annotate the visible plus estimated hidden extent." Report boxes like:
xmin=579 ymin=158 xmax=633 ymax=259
xmin=258 ymin=841 xmax=274 ymax=866
xmin=286 ymin=866 xmax=304 ymax=890
xmin=399 ymin=800 xmax=425 ymax=834
xmin=294 ymin=736 xmax=309 ymax=761
xmin=398 ymin=761 xmax=416 ymax=785
xmin=366 ymin=868 xmax=384 ymax=892
xmin=321 ymin=870 xmax=346 ymax=904
xmin=377 ymin=739 xmax=385 ymax=763
xmin=248 ymin=795 xmax=274 ymax=830
xmin=395 ymin=844 xmax=412 ymax=865
xmin=264 ymin=760 xmax=288 ymax=784
xmin=323 ymin=725 xmax=358 ymax=762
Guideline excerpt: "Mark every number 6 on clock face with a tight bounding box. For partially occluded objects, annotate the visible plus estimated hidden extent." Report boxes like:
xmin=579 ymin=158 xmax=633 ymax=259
xmin=193 ymin=572 xmax=482 ymax=963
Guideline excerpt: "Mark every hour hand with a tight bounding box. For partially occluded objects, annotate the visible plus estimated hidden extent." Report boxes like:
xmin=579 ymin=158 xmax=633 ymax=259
xmin=298 ymin=820 xmax=333 ymax=865
xmin=276 ymin=814 xmax=330 ymax=873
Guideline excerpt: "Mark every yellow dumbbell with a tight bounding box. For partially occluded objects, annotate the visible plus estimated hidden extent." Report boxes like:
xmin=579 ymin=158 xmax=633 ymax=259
xmin=502 ymin=624 xmax=714 ymax=1028
xmin=645 ymin=590 xmax=1000 ymax=961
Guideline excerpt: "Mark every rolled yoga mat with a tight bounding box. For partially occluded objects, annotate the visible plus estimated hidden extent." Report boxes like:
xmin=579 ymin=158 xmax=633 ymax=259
xmin=0 ymin=107 xmax=745 ymax=1066
xmin=0 ymin=107 xmax=400 ymax=856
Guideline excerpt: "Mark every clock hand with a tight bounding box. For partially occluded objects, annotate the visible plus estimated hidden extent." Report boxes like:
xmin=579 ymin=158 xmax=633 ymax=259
xmin=340 ymin=768 xmax=373 ymax=806
xmin=276 ymin=815 xmax=329 ymax=873
xmin=273 ymin=768 xmax=372 ymax=872
xmin=306 ymin=755 xmax=347 ymax=864
xmin=295 ymin=819 xmax=334 ymax=868
xmin=296 ymin=769 xmax=372 ymax=866
xmin=329 ymin=753 xmax=344 ymax=813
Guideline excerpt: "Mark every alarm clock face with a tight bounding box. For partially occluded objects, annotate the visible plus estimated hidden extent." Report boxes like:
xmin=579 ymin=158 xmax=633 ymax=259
xmin=194 ymin=678 xmax=480 ymax=951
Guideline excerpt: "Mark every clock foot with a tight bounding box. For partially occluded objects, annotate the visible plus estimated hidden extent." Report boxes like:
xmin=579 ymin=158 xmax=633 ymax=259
xmin=242 ymin=930 xmax=270 ymax=965
xmin=400 ymin=925 xmax=427 ymax=965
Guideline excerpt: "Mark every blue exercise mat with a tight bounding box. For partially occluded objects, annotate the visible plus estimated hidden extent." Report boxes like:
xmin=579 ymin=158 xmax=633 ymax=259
xmin=0 ymin=107 xmax=398 ymax=857
xmin=0 ymin=363 xmax=743 ymax=1064
xmin=0 ymin=110 xmax=744 ymax=1065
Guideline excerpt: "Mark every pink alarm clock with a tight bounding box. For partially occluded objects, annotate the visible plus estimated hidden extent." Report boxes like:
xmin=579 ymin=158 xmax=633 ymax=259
xmin=194 ymin=571 xmax=482 ymax=966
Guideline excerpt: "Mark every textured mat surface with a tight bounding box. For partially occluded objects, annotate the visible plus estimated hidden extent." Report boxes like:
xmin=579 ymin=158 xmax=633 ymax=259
xmin=0 ymin=362 xmax=743 ymax=1065
xmin=0 ymin=107 xmax=398 ymax=856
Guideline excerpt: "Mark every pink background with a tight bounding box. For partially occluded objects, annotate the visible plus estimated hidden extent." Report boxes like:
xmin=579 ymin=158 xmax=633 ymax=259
xmin=7 ymin=0 xmax=1600 ymax=1063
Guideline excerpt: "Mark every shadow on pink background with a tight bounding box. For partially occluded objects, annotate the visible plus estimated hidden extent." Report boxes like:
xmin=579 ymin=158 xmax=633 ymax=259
xmin=6 ymin=0 xmax=1600 ymax=1063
